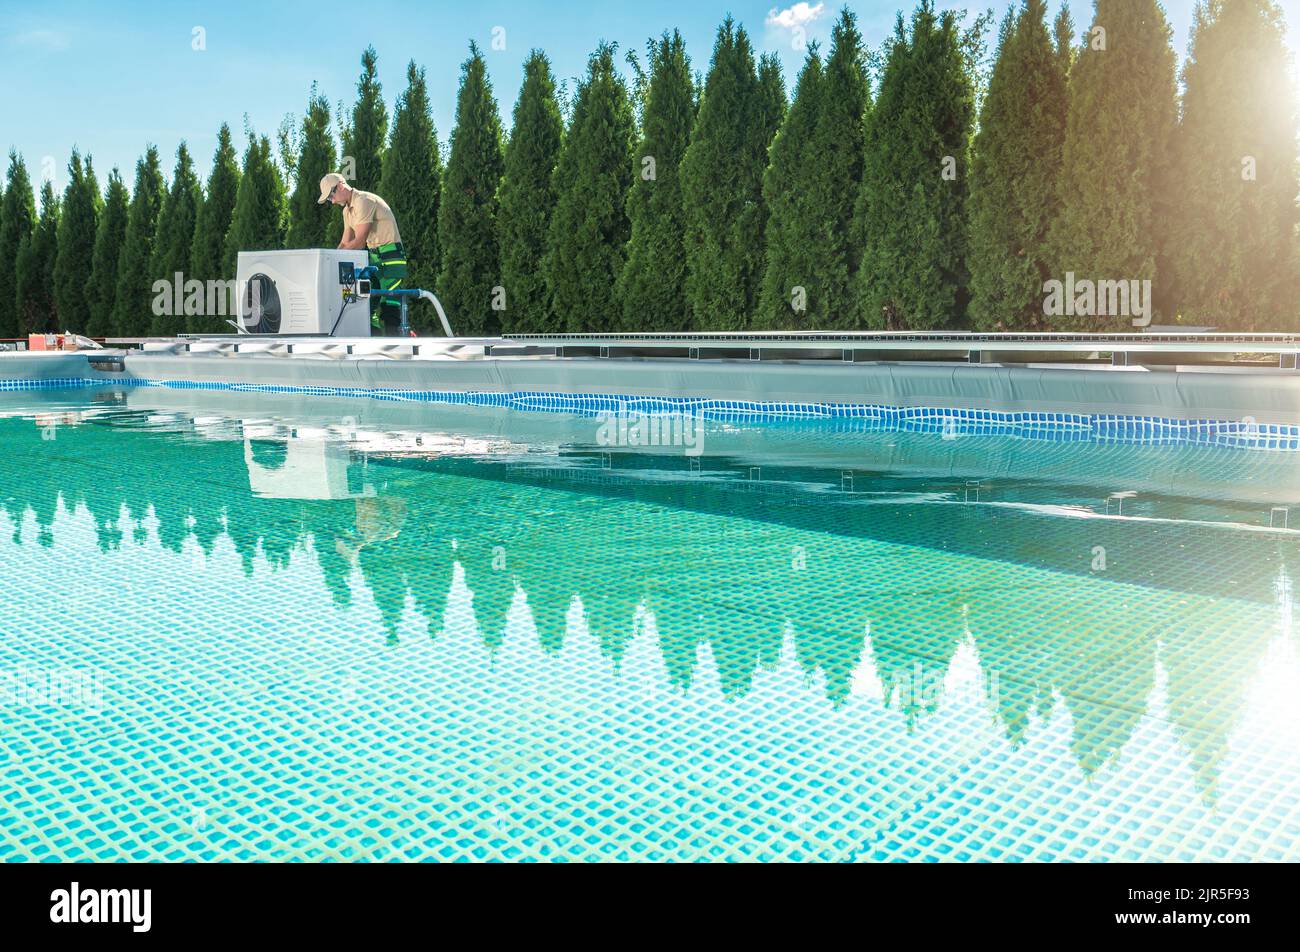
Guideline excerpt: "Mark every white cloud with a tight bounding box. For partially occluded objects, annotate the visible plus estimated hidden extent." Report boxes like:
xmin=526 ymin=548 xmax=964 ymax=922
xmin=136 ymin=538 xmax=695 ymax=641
xmin=9 ymin=29 xmax=70 ymax=52
xmin=765 ymin=3 xmax=827 ymax=32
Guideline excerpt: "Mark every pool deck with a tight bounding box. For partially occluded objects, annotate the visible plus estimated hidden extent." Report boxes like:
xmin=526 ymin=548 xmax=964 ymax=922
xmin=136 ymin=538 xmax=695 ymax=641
xmin=5 ymin=331 xmax=1300 ymax=436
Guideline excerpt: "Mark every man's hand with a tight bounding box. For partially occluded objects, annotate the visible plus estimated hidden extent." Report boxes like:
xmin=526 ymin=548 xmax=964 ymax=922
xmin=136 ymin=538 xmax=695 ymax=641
xmin=337 ymin=222 xmax=370 ymax=251
xmin=347 ymin=222 xmax=372 ymax=250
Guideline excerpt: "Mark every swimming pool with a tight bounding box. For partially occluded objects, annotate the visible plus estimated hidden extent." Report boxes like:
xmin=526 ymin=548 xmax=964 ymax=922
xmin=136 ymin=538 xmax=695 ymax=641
xmin=3 ymin=384 xmax=1299 ymax=862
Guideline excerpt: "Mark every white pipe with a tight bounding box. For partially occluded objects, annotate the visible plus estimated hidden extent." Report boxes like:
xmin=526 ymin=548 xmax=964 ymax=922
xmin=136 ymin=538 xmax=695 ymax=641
xmin=419 ymin=290 xmax=454 ymax=338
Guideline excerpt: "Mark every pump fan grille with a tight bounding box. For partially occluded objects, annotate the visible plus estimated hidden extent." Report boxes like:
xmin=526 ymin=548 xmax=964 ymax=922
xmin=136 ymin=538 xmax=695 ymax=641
xmin=242 ymin=273 xmax=282 ymax=334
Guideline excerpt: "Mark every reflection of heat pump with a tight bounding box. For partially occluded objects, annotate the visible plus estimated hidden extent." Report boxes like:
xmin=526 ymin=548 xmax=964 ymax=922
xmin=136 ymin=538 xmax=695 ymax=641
xmin=243 ymin=428 xmax=375 ymax=500
xmin=234 ymin=249 xmax=372 ymax=336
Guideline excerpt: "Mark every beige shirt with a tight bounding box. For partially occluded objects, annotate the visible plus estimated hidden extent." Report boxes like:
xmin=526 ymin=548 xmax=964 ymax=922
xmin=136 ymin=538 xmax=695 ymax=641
xmin=343 ymin=188 xmax=402 ymax=247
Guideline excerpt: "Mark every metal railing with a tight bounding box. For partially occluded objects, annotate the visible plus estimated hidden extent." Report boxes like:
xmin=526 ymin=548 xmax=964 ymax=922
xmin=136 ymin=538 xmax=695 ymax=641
xmin=65 ymin=330 xmax=1300 ymax=371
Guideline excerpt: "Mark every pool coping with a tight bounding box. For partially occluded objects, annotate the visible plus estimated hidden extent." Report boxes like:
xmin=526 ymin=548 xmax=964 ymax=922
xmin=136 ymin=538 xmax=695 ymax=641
xmin=5 ymin=348 xmax=1300 ymax=449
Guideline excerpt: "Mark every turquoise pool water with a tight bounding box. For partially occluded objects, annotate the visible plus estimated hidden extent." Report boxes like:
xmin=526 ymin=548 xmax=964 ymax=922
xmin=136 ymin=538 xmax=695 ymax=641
xmin=3 ymin=384 xmax=1300 ymax=862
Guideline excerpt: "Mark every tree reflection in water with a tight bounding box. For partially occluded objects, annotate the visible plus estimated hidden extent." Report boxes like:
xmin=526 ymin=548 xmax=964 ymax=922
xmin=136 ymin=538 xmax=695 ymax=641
xmin=1 ymin=395 xmax=1297 ymax=801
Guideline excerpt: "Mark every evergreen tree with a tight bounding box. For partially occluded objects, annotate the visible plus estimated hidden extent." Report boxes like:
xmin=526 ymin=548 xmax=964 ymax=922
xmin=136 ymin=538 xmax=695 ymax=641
xmin=757 ymin=47 xmax=825 ymax=329
xmin=753 ymin=51 xmax=787 ymax=316
xmin=347 ymin=46 xmax=387 ymax=188
xmin=0 ymin=177 xmax=4 ymax=331
xmin=191 ymin=124 xmax=241 ymax=285
xmin=855 ymin=3 xmax=976 ymax=329
xmin=149 ymin=142 xmax=202 ymax=334
xmin=111 ymin=147 xmax=165 ymax=337
xmin=86 ymin=169 xmax=129 ymax=338
xmin=812 ymin=12 xmax=870 ymax=328
xmin=0 ymin=153 xmax=37 ymax=338
xmin=14 ymin=182 xmax=60 ymax=334
xmin=380 ymin=61 xmax=443 ymax=330
xmin=437 ymin=43 xmax=505 ymax=337
xmin=1050 ymin=0 xmax=1177 ymax=330
xmin=543 ymin=43 xmax=634 ymax=334
xmin=53 ymin=150 xmax=102 ymax=333
xmin=1054 ymin=4 xmax=1076 ymax=74
xmin=1166 ymin=0 xmax=1299 ymax=330
xmin=330 ymin=46 xmax=387 ymax=245
xmin=498 ymin=50 xmax=564 ymax=333
xmin=760 ymin=9 xmax=870 ymax=329
xmin=968 ymin=0 xmax=1069 ymax=331
xmin=285 ymin=86 xmax=337 ymax=249
xmin=680 ymin=18 xmax=774 ymax=331
xmin=222 ymin=134 xmax=286 ymax=279
xmin=756 ymin=52 xmax=788 ymax=153
xmin=619 ymin=31 xmax=696 ymax=333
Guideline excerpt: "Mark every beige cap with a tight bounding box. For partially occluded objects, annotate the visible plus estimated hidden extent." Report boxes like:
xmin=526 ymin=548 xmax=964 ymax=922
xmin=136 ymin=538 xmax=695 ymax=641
xmin=318 ymin=172 xmax=347 ymax=204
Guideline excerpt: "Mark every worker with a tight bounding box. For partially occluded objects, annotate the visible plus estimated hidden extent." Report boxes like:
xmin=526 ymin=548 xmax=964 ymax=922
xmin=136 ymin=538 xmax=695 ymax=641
xmin=318 ymin=172 xmax=407 ymax=336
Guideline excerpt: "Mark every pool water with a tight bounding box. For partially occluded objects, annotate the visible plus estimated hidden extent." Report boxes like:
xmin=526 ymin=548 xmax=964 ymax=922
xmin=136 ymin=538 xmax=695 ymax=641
xmin=3 ymin=384 xmax=1300 ymax=862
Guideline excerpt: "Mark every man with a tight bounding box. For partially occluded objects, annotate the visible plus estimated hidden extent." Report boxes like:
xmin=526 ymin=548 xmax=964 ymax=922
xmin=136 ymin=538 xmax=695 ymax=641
xmin=318 ymin=172 xmax=407 ymax=335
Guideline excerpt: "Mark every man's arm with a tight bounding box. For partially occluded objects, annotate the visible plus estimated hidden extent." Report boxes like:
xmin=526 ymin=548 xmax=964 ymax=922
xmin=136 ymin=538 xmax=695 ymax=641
xmin=339 ymin=222 xmax=371 ymax=251
xmin=336 ymin=225 xmax=354 ymax=250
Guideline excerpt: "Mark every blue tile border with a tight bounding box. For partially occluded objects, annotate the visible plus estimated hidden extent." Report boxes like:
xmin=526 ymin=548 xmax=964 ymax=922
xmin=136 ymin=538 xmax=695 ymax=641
xmin=0 ymin=377 xmax=100 ymax=391
xmin=3 ymin=374 xmax=1299 ymax=450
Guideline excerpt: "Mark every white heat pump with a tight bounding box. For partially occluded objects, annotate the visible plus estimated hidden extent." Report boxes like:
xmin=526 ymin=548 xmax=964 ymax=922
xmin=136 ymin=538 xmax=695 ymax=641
xmin=234 ymin=248 xmax=373 ymax=336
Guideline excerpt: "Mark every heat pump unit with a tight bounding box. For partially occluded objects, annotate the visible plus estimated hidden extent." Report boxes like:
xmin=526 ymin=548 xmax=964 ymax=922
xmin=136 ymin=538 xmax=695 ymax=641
xmin=234 ymin=249 xmax=373 ymax=336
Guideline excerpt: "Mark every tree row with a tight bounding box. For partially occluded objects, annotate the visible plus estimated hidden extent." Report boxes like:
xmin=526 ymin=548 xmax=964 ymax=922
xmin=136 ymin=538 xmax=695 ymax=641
xmin=1 ymin=0 xmax=1295 ymax=339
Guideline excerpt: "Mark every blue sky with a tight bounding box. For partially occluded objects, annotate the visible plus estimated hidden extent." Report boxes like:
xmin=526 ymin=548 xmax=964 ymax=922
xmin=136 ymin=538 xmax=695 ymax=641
xmin=2 ymin=0 xmax=1298 ymax=198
